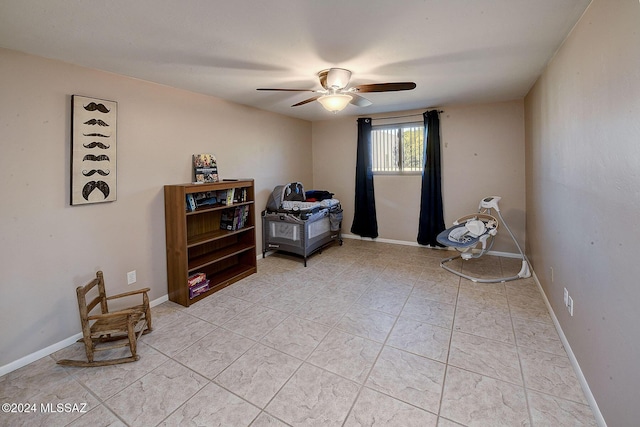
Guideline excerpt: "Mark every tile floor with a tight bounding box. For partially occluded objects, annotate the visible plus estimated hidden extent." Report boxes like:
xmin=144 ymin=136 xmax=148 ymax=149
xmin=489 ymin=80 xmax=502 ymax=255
xmin=0 ymin=240 xmax=598 ymax=426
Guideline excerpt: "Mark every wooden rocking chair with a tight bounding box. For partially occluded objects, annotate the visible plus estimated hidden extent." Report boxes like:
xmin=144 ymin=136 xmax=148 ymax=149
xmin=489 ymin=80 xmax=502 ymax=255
xmin=57 ymin=271 xmax=152 ymax=367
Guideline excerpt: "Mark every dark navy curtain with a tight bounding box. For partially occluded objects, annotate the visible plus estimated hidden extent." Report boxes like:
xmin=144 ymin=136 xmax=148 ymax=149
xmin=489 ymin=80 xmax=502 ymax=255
xmin=351 ymin=118 xmax=378 ymax=238
xmin=417 ymin=110 xmax=445 ymax=246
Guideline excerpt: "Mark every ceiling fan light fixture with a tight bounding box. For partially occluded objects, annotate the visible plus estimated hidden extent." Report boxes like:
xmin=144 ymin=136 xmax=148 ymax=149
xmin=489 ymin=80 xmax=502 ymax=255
xmin=324 ymin=68 xmax=352 ymax=89
xmin=317 ymin=94 xmax=352 ymax=113
xmin=257 ymin=68 xmax=416 ymax=113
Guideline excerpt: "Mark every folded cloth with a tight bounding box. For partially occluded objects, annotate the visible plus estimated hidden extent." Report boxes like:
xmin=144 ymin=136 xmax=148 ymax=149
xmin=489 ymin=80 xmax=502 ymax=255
xmin=281 ymin=199 xmax=340 ymax=211
xmin=281 ymin=200 xmax=322 ymax=210
xmin=305 ymin=190 xmax=334 ymax=201
xmin=320 ymin=199 xmax=340 ymax=208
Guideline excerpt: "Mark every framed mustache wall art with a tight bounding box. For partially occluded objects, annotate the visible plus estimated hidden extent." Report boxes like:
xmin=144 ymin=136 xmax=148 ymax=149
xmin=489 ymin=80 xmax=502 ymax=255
xmin=71 ymin=95 xmax=117 ymax=205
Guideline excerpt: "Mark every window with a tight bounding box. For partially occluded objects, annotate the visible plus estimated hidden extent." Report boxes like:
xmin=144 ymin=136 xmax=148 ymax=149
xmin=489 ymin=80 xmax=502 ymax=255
xmin=371 ymin=122 xmax=424 ymax=173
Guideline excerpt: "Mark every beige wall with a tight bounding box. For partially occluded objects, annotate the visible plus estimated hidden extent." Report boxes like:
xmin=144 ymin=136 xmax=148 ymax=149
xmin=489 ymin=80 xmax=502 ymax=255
xmin=312 ymin=101 xmax=526 ymax=253
xmin=524 ymin=0 xmax=640 ymax=425
xmin=0 ymin=48 xmax=312 ymax=367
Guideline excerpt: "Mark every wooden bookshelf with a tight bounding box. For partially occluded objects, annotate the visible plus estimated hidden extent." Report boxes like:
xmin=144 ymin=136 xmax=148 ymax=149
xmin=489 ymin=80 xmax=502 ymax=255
xmin=164 ymin=179 xmax=256 ymax=307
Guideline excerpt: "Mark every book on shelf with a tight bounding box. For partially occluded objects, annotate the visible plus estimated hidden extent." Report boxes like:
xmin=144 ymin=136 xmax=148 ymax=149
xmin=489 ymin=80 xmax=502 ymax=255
xmin=193 ymin=154 xmax=219 ymax=183
xmin=189 ymin=279 xmax=210 ymax=299
xmin=220 ymin=205 xmax=248 ymax=231
xmin=232 ymin=187 xmax=247 ymax=203
xmin=187 ymin=272 xmax=206 ymax=287
xmin=187 ymin=191 xmax=218 ymax=210
xmin=186 ymin=194 xmax=196 ymax=212
xmin=216 ymin=190 xmax=227 ymax=205
xmin=233 ymin=207 xmax=242 ymax=229
xmin=242 ymin=205 xmax=248 ymax=228
xmin=220 ymin=209 xmax=235 ymax=231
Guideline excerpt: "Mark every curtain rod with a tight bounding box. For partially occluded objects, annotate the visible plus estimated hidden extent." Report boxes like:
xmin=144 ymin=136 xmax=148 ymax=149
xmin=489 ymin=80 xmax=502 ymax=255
xmin=370 ymin=110 xmax=444 ymax=121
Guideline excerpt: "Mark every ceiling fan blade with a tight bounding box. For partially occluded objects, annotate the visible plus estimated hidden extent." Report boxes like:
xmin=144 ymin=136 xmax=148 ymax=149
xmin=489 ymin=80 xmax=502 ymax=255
xmin=349 ymin=94 xmax=372 ymax=107
xmin=352 ymin=82 xmax=417 ymax=93
xmin=257 ymin=88 xmax=315 ymax=92
xmin=292 ymin=96 xmax=320 ymax=107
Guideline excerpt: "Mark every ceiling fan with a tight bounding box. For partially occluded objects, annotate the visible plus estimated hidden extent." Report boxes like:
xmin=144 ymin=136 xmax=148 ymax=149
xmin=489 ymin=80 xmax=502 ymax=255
xmin=257 ymin=68 xmax=416 ymax=113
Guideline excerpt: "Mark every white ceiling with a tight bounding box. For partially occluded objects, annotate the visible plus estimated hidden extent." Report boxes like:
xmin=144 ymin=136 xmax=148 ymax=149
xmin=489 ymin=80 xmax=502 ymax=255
xmin=0 ymin=0 xmax=590 ymax=121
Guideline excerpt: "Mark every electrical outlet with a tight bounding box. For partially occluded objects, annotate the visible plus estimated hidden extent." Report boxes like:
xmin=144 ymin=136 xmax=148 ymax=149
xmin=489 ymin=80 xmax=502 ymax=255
xmin=127 ymin=270 xmax=137 ymax=285
xmin=563 ymin=288 xmax=569 ymax=306
xmin=567 ymin=296 xmax=574 ymax=316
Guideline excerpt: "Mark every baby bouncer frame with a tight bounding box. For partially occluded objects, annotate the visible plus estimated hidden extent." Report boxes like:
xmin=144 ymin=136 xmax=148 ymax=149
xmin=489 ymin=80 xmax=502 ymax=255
xmin=436 ymin=196 xmax=531 ymax=283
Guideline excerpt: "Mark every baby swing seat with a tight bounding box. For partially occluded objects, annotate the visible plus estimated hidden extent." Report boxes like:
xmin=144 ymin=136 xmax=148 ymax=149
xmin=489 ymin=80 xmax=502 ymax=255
xmin=436 ymin=196 xmax=530 ymax=283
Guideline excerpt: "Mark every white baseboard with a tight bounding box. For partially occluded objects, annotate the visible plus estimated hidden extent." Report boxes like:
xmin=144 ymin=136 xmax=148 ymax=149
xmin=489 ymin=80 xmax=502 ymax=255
xmin=340 ymin=233 xmax=521 ymax=258
xmin=342 ymin=233 xmax=428 ymax=247
xmin=0 ymin=333 xmax=84 ymax=377
xmin=0 ymin=294 xmax=169 ymax=377
xmin=530 ymin=270 xmax=607 ymax=427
